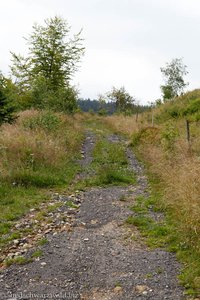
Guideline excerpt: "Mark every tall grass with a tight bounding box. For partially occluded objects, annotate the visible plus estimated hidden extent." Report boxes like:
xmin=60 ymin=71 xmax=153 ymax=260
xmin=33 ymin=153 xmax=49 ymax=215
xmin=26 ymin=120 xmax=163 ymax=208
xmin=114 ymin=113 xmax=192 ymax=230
xmin=103 ymin=113 xmax=200 ymax=293
xmin=0 ymin=110 xmax=84 ymax=246
xmin=101 ymin=115 xmax=144 ymax=136
xmin=0 ymin=110 xmax=83 ymax=185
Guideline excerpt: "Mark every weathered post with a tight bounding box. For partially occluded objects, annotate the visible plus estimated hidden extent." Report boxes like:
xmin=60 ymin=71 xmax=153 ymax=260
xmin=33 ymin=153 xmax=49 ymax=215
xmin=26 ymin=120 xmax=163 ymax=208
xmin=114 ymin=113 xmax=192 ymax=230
xmin=186 ymin=119 xmax=190 ymax=143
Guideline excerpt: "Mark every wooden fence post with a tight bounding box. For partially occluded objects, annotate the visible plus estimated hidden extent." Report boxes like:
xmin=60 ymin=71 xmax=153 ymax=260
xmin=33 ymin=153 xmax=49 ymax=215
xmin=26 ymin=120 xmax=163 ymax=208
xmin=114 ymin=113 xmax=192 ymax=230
xmin=186 ymin=119 xmax=190 ymax=143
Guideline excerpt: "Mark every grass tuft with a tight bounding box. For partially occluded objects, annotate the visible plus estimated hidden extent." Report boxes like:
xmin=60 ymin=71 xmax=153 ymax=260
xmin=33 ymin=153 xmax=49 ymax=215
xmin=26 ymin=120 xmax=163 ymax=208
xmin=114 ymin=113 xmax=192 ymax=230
xmin=5 ymin=256 xmax=33 ymax=267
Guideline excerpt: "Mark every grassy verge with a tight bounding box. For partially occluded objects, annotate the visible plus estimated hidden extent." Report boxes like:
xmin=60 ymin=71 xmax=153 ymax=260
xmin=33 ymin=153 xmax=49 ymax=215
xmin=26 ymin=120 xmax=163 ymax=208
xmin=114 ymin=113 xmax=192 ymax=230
xmin=0 ymin=110 xmax=84 ymax=249
xmin=102 ymin=114 xmax=200 ymax=297
xmin=126 ymin=171 xmax=200 ymax=297
xmin=75 ymin=128 xmax=136 ymax=189
xmin=129 ymin=137 xmax=200 ymax=297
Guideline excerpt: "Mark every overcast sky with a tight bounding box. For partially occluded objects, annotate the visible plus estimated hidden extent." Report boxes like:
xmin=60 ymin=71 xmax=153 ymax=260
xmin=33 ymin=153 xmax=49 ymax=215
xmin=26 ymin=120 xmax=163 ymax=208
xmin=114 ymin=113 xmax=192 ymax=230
xmin=1 ymin=0 xmax=200 ymax=104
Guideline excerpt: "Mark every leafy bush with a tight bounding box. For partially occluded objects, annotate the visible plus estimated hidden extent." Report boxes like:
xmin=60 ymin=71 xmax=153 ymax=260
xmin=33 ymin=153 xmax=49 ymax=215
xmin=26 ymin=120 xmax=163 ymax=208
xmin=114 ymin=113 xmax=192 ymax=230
xmin=161 ymin=122 xmax=179 ymax=152
xmin=0 ymin=74 xmax=17 ymax=125
xmin=131 ymin=127 xmax=160 ymax=146
xmin=22 ymin=111 xmax=61 ymax=131
xmin=182 ymin=98 xmax=200 ymax=118
xmin=30 ymin=76 xmax=78 ymax=113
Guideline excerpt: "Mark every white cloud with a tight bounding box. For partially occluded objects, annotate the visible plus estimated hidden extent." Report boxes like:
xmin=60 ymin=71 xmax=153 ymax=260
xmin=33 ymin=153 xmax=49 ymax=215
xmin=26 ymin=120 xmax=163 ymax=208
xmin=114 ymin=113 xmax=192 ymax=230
xmin=0 ymin=0 xmax=199 ymax=103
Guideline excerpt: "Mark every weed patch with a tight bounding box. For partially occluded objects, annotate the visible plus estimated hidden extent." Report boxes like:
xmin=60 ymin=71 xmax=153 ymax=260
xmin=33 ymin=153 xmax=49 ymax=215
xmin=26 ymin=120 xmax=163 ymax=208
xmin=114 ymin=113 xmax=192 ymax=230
xmin=5 ymin=256 xmax=33 ymax=267
xmin=78 ymin=137 xmax=136 ymax=188
xmin=31 ymin=249 xmax=43 ymax=258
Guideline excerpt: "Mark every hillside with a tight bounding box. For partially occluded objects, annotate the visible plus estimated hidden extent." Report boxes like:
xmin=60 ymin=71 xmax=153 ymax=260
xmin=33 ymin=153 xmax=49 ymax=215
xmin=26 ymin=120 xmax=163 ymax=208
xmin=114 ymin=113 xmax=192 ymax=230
xmin=100 ymin=90 xmax=200 ymax=296
xmin=154 ymin=89 xmax=200 ymax=122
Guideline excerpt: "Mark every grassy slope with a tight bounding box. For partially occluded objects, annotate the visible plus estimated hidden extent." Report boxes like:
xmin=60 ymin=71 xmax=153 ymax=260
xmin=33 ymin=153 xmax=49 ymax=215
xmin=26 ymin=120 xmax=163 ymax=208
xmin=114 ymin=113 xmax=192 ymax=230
xmin=101 ymin=92 xmax=200 ymax=297
xmin=0 ymin=110 xmax=85 ymax=248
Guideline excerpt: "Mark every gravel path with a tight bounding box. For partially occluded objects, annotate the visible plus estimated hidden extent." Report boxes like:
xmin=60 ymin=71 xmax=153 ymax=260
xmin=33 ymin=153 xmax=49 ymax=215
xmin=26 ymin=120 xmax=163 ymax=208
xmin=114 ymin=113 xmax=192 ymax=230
xmin=0 ymin=133 xmax=185 ymax=300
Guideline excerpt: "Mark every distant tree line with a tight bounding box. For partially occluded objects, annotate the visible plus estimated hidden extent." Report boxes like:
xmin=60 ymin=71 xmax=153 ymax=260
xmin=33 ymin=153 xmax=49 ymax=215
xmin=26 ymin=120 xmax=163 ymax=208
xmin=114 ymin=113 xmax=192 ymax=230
xmin=78 ymin=97 xmax=149 ymax=115
xmin=78 ymin=99 xmax=116 ymax=114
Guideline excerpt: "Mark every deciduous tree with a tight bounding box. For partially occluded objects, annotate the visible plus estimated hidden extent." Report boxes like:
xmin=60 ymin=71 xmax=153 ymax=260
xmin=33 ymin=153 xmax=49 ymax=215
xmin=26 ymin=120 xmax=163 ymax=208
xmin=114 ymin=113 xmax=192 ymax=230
xmin=107 ymin=87 xmax=135 ymax=113
xmin=11 ymin=16 xmax=84 ymax=112
xmin=160 ymin=58 xmax=188 ymax=101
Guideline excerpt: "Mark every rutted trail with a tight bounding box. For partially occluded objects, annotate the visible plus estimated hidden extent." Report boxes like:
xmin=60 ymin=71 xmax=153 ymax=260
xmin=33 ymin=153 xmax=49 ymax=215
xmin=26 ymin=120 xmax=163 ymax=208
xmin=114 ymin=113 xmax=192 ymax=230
xmin=0 ymin=131 xmax=185 ymax=300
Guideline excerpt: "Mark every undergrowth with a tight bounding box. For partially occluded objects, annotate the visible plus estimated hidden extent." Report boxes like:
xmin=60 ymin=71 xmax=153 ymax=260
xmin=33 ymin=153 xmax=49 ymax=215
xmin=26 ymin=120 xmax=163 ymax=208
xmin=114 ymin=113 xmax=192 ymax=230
xmin=102 ymin=108 xmax=200 ymax=296
xmin=0 ymin=109 xmax=84 ymax=249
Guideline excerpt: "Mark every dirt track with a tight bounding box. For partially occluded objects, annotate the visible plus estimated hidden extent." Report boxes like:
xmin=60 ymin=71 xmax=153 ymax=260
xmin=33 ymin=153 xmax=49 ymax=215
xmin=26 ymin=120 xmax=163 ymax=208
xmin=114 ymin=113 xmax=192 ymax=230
xmin=0 ymin=133 xmax=185 ymax=300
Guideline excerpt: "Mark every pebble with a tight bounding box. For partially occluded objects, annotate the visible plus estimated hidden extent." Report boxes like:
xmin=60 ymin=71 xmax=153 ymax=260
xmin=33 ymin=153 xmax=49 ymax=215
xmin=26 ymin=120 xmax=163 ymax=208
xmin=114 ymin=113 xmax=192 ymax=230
xmin=143 ymin=291 xmax=148 ymax=295
xmin=90 ymin=219 xmax=98 ymax=225
xmin=135 ymin=285 xmax=149 ymax=293
xmin=13 ymin=239 xmax=20 ymax=246
xmin=15 ymin=223 xmax=21 ymax=229
xmin=40 ymin=262 xmax=47 ymax=266
xmin=114 ymin=286 xmax=122 ymax=293
xmin=7 ymin=253 xmax=14 ymax=258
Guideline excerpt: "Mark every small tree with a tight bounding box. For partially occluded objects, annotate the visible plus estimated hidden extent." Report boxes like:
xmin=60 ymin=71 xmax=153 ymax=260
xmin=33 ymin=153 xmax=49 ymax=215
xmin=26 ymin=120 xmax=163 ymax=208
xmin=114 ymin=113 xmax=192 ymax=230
xmin=11 ymin=16 xmax=84 ymax=112
xmin=107 ymin=87 xmax=135 ymax=113
xmin=160 ymin=58 xmax=188 ymax=101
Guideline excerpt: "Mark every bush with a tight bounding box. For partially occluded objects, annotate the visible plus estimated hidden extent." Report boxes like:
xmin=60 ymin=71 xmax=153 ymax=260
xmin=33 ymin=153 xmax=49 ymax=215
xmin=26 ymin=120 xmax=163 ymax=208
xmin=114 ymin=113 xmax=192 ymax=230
xmin=182 ymin=98 xmax=200 ymax=117
xmin=0 ymin=75 xmax=17 ymax=125
xmin=22 ymin=111 xmax=61 ymax=131
xmin=161 ymin=122 xmax=179 ymax=152
xmin=30 ymin=77 xmax=78 ymax=113
xmin=131 ymin=127 xmax=160 ymax=146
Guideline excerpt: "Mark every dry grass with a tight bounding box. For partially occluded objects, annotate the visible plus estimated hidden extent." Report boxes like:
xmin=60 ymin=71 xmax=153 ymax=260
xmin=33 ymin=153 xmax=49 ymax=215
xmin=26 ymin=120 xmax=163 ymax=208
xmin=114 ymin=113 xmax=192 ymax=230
xmin=103 ymin=113 xmax=200 ymax=291
xmin=139 ymin=142 xmax=200 ymax=248
xmin=101 ymin=115 xmax=147 ymax=137
xmin=0 ymin=110 xmax=83 ymax=181
xmin=104 ymin=114 xmax=200 ymax=250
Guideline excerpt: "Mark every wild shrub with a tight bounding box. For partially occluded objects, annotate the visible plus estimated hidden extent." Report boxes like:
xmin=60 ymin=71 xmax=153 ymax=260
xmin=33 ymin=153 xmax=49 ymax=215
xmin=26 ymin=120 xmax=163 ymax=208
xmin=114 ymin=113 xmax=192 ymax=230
xmin=161 ymin=122 xmax=179 ymax=152
xmin=22 ymin=111 xmax=61 ymax=131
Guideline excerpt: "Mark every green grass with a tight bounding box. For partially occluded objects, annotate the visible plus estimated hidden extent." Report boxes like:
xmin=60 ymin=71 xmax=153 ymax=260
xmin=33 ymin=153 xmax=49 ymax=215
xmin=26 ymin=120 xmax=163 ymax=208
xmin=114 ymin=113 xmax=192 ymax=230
xmin=0 ymin=111 xmax=84 ymax=251
xmin=126 ymin=165 xmax=200 ymax=296
xmin=126 ymin=194 xmax=174 ymax=248
xmin=31 ymin=249 xmax=43 ymax=258
xmin=5 ymin=256 xmax=33 ymax=267
xmin=85 ymin=166 xmax=136 ymax=187
xmin=37 ymin=238 xmax=48 ymax=246
xmin=0 ymin=183 xmax=47 ymax=245
xmin=65 ymin=200 xmax=79 ymax=209
xmin=76 ymin=136 xmax=136 ymax=189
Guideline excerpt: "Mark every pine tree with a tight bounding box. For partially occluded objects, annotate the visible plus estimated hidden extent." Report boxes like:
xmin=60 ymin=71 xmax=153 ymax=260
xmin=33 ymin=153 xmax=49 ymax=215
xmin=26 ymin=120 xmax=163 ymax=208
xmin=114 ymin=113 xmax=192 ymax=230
xmin=0 ymin=87 xmax=16 ymax=125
